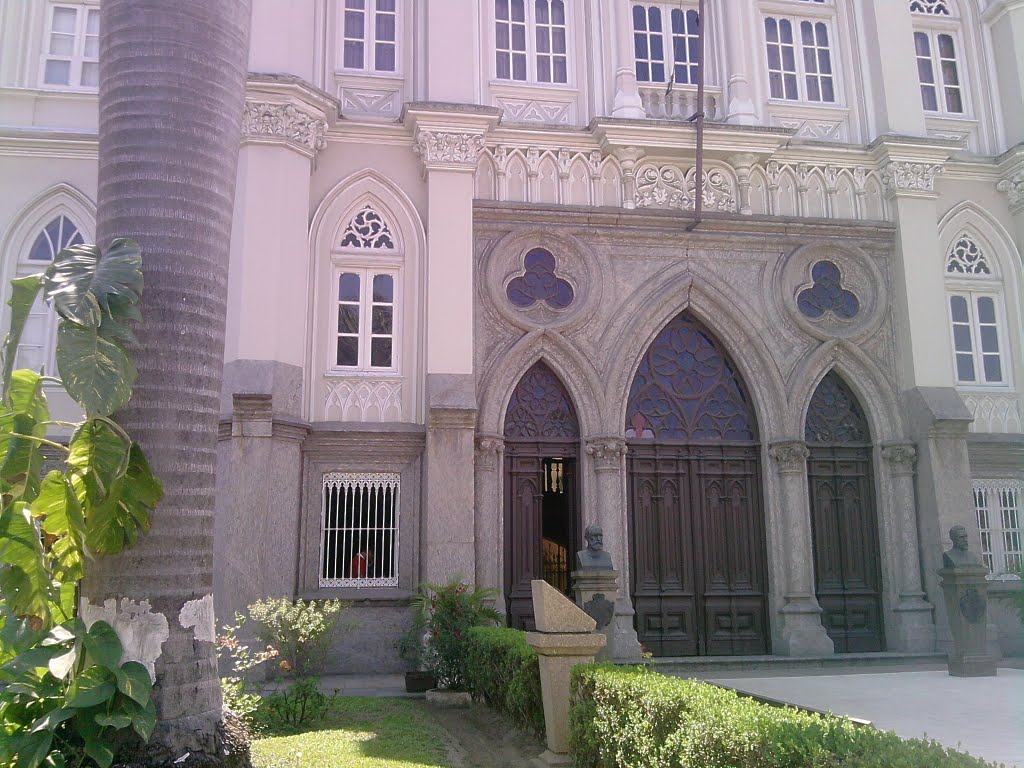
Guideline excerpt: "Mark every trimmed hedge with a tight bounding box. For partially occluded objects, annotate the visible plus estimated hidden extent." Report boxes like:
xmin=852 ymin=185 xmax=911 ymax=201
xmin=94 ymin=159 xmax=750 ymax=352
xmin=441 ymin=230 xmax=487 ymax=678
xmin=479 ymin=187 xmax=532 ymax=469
xmin=463 ymin=626 xmax=545 ymax=739
xmin=569 ymin=665 xmax=1003 ymax=768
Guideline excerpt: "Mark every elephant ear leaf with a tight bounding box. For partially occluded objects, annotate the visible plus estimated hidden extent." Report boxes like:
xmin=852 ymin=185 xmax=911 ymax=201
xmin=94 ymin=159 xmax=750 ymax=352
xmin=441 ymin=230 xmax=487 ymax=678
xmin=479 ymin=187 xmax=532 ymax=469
xmin=55 ymin=323 xmax=136 ymax=418
xmin=1 ymin=275 xmax=44 ymax=403
xmin=44 ymin=239 xmax=143 ymax=329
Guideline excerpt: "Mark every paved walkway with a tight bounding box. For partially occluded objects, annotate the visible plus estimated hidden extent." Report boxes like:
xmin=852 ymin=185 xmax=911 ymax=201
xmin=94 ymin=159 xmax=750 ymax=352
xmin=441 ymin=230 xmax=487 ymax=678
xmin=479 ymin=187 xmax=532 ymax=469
xmin=701 ymin=667 xmax=1024 ymax=767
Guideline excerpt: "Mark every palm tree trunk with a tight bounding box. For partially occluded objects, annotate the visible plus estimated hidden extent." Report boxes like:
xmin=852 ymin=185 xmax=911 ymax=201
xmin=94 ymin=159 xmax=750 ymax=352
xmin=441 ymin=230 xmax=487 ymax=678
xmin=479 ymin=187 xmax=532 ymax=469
xmin=83 ymin=1 xmax=250 ymax=762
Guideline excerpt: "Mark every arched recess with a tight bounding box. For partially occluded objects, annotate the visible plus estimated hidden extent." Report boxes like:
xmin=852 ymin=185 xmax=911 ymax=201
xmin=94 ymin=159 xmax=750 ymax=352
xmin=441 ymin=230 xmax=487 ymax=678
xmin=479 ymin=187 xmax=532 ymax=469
xmin=625 ymin=310 xmax=770 ymax=657
xmin=0 ymin=184 xmax=96 ymax=376
xmin=502 ymin=360 xmax=582 ymax=629
xmin=307 ymin=169 xmax=425 ymax=423
xmin=804 ymin=370 xmax=885 ymax=653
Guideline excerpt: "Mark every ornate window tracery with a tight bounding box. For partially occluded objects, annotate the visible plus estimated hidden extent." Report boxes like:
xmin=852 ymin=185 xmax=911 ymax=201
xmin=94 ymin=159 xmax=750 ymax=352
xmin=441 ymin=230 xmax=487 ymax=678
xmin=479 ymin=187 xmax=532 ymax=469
xmin=946 ymin=234 xmax=990 ymax=275
xmin=910 ymin=0 xmax=950 ymax=15
xmin=504 ymin=361 xmax=580 ymax=440
xmin=797 ymin=260 xmax=859 ymax=320
xmin=339 ymin=205 xmax=395 ymax=249
xmin=625 ymin=312 xmax=757 ymax=441
xmin=805 ymin=371 xmax=870 ymax=445
xmin=506 ymin=248 xmax=574 ymax=310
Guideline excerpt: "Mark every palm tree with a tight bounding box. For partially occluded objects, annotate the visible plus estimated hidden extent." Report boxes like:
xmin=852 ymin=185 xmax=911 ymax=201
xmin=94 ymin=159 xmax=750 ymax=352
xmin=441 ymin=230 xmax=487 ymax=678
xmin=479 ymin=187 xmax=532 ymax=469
xmin=82 ymin=1 xmax=251 ymax=762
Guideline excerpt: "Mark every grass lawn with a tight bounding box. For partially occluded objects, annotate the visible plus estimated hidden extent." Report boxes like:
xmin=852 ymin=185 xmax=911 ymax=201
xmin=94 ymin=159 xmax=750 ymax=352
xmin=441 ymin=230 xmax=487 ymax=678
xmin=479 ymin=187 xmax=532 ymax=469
xmin=251 ymin=696 xmax=451 ymax=768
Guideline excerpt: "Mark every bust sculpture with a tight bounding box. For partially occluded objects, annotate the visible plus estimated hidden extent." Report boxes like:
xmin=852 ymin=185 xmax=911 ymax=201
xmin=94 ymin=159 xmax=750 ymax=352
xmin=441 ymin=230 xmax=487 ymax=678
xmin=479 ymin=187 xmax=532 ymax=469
xmin=576 ymin=523 xmax=613 ymax=570
xmin=943 ymin=524 xmax=982 ymax=569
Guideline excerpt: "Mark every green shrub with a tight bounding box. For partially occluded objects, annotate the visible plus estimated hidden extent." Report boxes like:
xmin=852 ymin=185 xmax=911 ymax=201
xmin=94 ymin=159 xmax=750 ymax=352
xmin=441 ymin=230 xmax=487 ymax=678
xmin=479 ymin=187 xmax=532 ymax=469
xmin=247 ymin=597 xmax=350 ymax=676
xmin=255 ymin=676 xmax=339 ymax=731
xmin=569 ymin=665 xmax=1002 ymax=768
xmin=464 ymin=626 xmax=545 ymax=739
xmin=409 ymin=578 xmax=501 ymax=691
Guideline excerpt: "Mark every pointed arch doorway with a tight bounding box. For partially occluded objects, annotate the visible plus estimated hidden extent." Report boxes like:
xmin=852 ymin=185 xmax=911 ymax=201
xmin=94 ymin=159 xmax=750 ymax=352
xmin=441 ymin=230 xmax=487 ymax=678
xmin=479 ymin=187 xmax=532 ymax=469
xmin=503 ymin=361 xmax=581 ymax=629
xmin=805 ymin=371 xmax=885 ymax=652
xmin=625 ymin=312 xmax=769 ymax=656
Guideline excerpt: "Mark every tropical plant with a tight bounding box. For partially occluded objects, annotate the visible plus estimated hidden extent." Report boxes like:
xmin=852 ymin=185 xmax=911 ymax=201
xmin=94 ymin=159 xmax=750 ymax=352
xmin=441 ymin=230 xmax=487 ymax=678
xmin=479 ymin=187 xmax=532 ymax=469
xmin=409 ymin=578 xmax=502 ymax=692
xmin=0 ymin=238 xmax=163 ymax=768
xmin=216 ymin=613 xmax=279 ymax=730
xmin=86 ymin=0 xmax=251 ymax=761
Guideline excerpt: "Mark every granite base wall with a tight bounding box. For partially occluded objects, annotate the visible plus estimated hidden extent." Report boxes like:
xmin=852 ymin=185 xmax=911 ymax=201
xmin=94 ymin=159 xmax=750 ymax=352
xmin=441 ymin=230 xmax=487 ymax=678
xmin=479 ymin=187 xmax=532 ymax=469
xmin=323 ymin=603 xmax=415 ymax=674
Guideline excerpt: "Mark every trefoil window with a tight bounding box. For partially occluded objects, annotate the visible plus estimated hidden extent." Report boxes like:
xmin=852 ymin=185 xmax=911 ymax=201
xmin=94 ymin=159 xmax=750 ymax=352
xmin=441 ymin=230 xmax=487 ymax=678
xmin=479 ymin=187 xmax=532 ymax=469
xmin=495 ymin=0 xmax=567 ymax=84
xmin=320 ymin=473 xmax=399 ymax=588
xmin=632 ymin=4 xmax=700 ymax=85
xmin=763 ymin=16 xmax=835 ymax=102
xmin=342 ymin=0 xmax=397 ymax=73
xmin=41 ymin=4 xmax=99 ymax=89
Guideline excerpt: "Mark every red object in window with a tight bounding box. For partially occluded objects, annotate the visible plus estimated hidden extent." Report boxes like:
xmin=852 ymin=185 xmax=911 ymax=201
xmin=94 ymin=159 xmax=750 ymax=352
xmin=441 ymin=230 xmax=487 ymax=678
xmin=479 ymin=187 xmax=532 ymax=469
xmin=351 ymin=551 xmax=369 ymax=578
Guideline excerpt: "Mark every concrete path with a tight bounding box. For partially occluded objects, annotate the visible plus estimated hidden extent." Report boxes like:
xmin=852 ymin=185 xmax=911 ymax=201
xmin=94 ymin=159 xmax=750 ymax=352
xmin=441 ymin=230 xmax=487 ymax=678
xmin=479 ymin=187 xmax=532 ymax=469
xmin=702 ymin=668 xmax=1024 ymax=767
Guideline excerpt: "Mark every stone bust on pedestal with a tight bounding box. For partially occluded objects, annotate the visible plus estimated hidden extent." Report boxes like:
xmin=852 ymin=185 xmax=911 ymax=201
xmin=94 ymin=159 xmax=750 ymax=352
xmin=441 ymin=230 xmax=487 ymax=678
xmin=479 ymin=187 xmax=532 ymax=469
xmin=576 ymin=523 xmax=613 ymax=570
xmin=937 ymin=524 xmax=995 ymax=677
xmin=943 ymin=524 xmax=982 ymax=569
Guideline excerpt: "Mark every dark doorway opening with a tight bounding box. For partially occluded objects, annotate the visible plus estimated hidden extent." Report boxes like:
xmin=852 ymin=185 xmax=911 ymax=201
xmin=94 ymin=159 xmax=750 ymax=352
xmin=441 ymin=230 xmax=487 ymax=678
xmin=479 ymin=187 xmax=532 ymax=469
xmin=503 ymin=362 xmax=581 ymax=630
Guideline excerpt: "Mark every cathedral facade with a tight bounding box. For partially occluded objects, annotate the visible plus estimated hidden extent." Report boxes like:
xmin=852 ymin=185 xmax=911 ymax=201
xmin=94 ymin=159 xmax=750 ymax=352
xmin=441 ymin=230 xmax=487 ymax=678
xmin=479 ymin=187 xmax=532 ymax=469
xmin=0 ymin=0 xmax=1022 ymax=669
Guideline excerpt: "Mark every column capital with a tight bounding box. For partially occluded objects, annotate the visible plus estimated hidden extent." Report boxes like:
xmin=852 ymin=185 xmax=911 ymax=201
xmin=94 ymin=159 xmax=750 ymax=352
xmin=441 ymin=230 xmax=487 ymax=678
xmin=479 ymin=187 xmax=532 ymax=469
xmin=403 ymin=103 xmax=501 ymax=174
xmin=474 ymin=434 xmax=505 ymax=471
xmin=242 ymin=75 xmax=338 ymax=159
xmin=585 ymin=437 xmax=628 ymax=472
xmin=769 ymin=440 xmax=810 ymax=474
xmin=881 ymin=442 xmax=918 ymax=474
xmin=867 ymin=135 xmax=958 ymax=201
xmin=996 ymin=150 xmax=1024 ymax=212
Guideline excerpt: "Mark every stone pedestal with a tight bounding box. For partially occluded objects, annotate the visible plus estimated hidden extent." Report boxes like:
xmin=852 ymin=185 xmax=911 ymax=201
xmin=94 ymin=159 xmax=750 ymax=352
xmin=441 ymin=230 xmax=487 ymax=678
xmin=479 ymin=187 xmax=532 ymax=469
xmin=526 ymin=581 xmax=607 ymax=767
xmin=938 ymin=565 xmax=996 ymax=677
xmin=572 ymin=568 xmax=618 ymax=661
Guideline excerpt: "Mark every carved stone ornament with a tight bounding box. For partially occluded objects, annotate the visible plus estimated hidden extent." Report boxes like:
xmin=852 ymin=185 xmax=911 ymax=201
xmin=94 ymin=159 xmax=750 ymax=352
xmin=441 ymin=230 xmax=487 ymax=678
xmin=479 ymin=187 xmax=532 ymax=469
xmin=585 ymin=439 xmax=627 ymax=471
xmin=583 ymin=593 xmax=615 ymax=630
xmin=414 ymin=130 xmax=487 ymax=168
xmin=881 ymin=444 xmax=917 ymax=473
xmin=959 ymin=588 xmax=986 ymax=625
xmin=634 ymin=163 xmax=738 ymax=212
xmin=880 ymin=161 xmax=943 ymax=195
xmin=474 ymin=436 xmax=504 ymax=471
xmin=769 ymin=441 xmax=810 ymax=473
xmin=996 ymin=171 xmax=1024 ymax=209
xmin=242 ymin=101 xmax=328 ymax=153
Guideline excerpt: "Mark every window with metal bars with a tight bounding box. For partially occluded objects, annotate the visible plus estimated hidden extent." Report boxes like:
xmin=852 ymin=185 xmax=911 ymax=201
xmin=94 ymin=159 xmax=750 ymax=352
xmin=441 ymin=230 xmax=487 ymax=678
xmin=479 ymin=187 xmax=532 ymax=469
xmin=320 ymin=473 xmax=399 ymax=588
xmin=974 ymin=481 xmax=1023 ymax=578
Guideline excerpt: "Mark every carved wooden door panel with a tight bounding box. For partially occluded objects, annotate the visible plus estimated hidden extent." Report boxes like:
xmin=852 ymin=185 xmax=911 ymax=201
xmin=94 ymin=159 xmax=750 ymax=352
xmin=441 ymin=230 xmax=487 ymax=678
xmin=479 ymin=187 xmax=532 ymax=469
xmin=806 ymin=373 xmax=884 ymax=653
xmin=503 ymin=361 xmax=581 ymax=630
xmin=625 ymin=312 xmax=769 ymax=656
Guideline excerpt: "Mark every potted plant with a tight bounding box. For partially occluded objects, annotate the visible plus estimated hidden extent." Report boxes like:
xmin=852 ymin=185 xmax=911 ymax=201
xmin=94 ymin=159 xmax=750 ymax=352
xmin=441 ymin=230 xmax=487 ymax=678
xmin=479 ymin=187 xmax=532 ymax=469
xmin=410 ymin=577 xmax=502 ymax=705
xmin=397 ymin=611 xmax=436 ymax=693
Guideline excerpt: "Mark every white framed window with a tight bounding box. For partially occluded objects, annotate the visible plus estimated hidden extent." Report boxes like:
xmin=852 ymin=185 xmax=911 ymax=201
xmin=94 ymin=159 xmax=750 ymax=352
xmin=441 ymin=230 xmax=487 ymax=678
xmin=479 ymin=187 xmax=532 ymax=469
xmin=16 ymin=215 xmax=85 ymax=375
xmin=341 ymin=0 xmax=397 ymax=73
xmin=40 ymin=3 xmax=99 ymax=89
xmin=974 ymin=480 xmax=1023 ymax=578
xmin=944 ymin=234 xmax=1009 ymax=388
xmin=913 ymin=30 xmax=963 ymax=114
xmin=331 ymin=205 xmax=400 ymax=374
xmin=320 ymin=472 xmax=400 ymax=588
xmin=763 ymin=15 xmax=836 ymax=103
xmin=494 ymin=0 xmax=568 ymax=84
xmin=631 ymin=4 xmax=701 ymax=86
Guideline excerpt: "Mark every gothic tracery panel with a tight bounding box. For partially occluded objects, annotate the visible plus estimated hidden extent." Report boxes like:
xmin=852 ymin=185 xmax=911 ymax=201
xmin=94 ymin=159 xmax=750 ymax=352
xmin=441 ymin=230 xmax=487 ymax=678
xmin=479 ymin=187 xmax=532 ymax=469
xmin=945 ymin=234 xmax=991 ymax=276
xmin=805 ymin=371 xmax=870 ymax=445
xmin=504 ymin=361 xmax=580 ymax=440
xmin=340 ymin=205 xmax=395 ymax=249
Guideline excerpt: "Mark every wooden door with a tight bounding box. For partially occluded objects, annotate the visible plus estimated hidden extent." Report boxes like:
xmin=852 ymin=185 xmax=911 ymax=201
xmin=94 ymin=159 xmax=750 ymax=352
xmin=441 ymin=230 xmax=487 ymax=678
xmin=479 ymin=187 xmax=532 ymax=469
xmin=806 ymin=372 xmax=884 ymax=653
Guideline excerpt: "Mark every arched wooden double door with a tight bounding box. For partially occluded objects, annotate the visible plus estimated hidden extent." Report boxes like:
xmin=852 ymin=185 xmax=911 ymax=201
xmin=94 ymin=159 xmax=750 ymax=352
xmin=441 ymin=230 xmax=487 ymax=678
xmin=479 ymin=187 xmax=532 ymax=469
xmin=626 ymin=312 xmax=769 ymax=656
xmin=805 ymin=372 xmax=885 ymax=652
xmin=503 ymin=361 xmax=580 ymax=630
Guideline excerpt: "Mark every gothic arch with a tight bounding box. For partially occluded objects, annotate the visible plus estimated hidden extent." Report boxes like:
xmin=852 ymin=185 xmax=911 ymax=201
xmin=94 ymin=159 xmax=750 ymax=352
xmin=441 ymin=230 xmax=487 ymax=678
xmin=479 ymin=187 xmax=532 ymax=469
xmin=1 ymin=183 xmax=96 ymax=282
xmin=938 ymin=201 xmax=1021 ymax=280
xmin=604 ymin=265 xmax=786 ymax=441
xmin=477 ymin=330 xmax=605 ymax=439
xmin=307 ymin=169 xmax=426 ymax=422
xmin=788 ymin=340 xmax=904 ymax=443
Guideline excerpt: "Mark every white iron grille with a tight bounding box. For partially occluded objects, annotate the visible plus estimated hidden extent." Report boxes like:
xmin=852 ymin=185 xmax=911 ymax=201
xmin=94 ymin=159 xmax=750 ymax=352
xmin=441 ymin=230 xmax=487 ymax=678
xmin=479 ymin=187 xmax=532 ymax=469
xmin=973 ymin=480 xmax=1023 ymax=578
xmin=320 ymin=472 xmax=400 ymax=587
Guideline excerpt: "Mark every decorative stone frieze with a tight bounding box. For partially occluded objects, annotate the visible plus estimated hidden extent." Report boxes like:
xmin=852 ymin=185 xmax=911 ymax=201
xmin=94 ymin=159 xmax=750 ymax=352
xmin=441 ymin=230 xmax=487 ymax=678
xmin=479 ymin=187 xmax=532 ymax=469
xmin=960 ymin=392 xmax=1023 ymax=434
xmin=414 ymin=130 xmax=487 ymax=169
xmin=634 ymin=163 xmax=738 ymax=212
xmin=242 ymin=101 xmax=328 ymax=154
xmin=585 ymin=438 xmax=628 ymax=472
xmin=323 ymin=377 xmax=402 ymax=422
xmin=769 ymin=441 xmax=810 ymax=474
xmin=881 ymin=443 xmax=917 ymax=474
xmin=474 ymin=435 xmax=504 ymax=471
xmin=996 ymin=170 xmax=1024 ymax=211
xmin=880 ymin=161 xmax=943 ymax=195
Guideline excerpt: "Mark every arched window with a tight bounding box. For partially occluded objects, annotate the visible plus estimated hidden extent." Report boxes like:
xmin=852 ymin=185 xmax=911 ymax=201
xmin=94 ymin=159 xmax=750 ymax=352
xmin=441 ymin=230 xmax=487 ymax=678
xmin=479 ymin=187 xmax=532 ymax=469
xmin=944 ymin=232 xmax=1009 ymax=387
xmin=15 ymin=214 xmax=85 ymax=374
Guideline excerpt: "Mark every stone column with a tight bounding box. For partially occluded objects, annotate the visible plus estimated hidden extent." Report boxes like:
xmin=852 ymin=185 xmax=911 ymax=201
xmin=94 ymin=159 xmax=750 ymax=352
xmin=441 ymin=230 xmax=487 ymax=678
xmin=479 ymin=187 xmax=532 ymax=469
xmin=728 ymin=154 xmax=757 ymax=215
xmin=719 ymin=0 xmax=759 ymax=124
xmin=585 ymin=437 xmax=642 ymax=660
xmin=768 ymin=441 xmax=834 ymax=656
xmin=984 ymin=0 xmax=1024 ymax=144
xmin=474 ymin=434 xmax=504 ymax=608
xmin=609 ymin=0 xmax=645 ymax=119
xmin=879 ymin=443 xmax=936 ymax=651
xmin=407 ymin=106 xmax=498 ymax=585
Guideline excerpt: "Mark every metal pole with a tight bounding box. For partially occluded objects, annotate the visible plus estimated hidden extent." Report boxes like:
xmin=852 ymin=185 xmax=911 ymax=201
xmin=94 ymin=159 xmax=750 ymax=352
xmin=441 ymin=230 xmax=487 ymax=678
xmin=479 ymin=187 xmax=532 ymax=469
xmin=686 ymin=0 xmax=706 ymax=231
